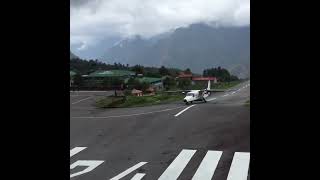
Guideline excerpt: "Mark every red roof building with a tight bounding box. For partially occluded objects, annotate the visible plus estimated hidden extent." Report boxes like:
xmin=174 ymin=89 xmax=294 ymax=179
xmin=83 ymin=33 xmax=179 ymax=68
xmin=131 ymin=89 xmax=143 ymax=96
xmin=192 ymin=77 xmax=217 ymax=81
xmin=178 ymin=72 xmax=193 ymax=78
xmin=192 ymin=77 xmax=217 ymax=84
xmin=177 ymin=72 xmax=217 ymax=83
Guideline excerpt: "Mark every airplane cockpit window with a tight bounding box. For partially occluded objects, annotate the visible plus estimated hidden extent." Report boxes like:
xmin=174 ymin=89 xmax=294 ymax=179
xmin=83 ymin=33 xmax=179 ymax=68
xmin=186 ymin=93 xmax=194 ymax=97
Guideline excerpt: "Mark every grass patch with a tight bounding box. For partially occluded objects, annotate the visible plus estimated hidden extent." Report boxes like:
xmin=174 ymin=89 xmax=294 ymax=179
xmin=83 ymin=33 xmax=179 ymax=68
xmin=96 ymin=93 xmax=184 ymax=108
xmin=245 ymin=100 xmax=250 ymax=107
xmin=96 ymin=96 xmax=126 ymax=108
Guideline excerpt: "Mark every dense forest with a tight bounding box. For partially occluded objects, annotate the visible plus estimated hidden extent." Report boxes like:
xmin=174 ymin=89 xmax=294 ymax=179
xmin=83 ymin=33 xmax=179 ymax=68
xmin=203 ymin=67 xmax=239 ymax=82
xmin=70 ymin=58 xmax=182 ymax=78
xmin=71 ymin=57 xmax=239 ymax=81
xmin=70 ymin=58 xmax=129 ymax=75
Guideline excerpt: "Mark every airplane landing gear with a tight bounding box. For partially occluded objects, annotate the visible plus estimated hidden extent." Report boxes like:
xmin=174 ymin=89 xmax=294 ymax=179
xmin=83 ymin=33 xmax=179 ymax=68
xmin=203 ymin=98 xmax=207 ymax=103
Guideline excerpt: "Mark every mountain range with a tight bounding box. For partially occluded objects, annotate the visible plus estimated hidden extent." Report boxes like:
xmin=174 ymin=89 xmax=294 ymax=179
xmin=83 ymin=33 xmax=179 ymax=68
xmin=100 ymin=23 xmax=250 ymax=78
xmin=70 ymin=51 xmax=78 ymax=59
xmin=71 ymin=23 xmax=250 ymax=78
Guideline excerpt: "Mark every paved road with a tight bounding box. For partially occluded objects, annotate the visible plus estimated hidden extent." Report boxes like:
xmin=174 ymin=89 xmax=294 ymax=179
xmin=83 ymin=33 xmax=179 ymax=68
xmin=70 ymin=81 xmax=250 ymax=180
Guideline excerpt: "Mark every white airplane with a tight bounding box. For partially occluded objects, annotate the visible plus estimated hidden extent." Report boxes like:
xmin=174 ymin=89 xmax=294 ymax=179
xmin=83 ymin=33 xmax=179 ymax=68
xmin=182 ymin=80 xmax=224 ymax=105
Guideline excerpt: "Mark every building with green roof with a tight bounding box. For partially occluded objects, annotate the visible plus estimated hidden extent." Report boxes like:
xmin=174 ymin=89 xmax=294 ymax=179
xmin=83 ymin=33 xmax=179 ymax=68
xmin=137 ymin=77 xmax=162 ymax=84
xmin=138 ymin=77 xmax=164 ymax=91
xmin=81 ymin=70 xmax=135 ymax=89
xmin=87 ymin=70 xmax=135 ymax=78
xmin=70 ymin=71 xmax=76 ymax=78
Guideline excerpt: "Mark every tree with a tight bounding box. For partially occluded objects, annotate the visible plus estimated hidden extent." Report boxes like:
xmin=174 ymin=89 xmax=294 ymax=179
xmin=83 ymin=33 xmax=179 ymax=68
xmin=102 ymin=77 xmax=124 ymax=96
xmin=230 ymin=75 xmax=239 ymax=81
xmin=132 ymin=65 xmax=144 ymax=75
xmin=163 ymin=76 xmax=176 ymax=90
xmin=203 ymin=67 xmax=238 ymax=82
xmin=73 ymin=74 xmax=83 ymax=87
xmin=178 ymin=78 xmax=191 ymax=89
xmin=159 ymin=66 xmax=169 ymax=76
xmin=126 ymin=78 xmax=137 ymax=89
xmin=140 ymin=82 xmax=150 ymax=92
xmin=184 ymin=68 xmax=191 ymax=74
xmin=70 ymin=58 xmax=110 ymax=75
xmin=126 ymin=78 xmax=150 ymax=92
xmin=112 ymin=78 xmax=124 ymax=96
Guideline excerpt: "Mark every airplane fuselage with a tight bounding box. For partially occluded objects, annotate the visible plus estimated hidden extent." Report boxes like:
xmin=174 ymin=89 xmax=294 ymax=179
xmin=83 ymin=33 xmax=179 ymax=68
xmin=183 ymin=90 xmax=207 ymax=104
xmin=182 ymin=80 xmax=212 ymax=105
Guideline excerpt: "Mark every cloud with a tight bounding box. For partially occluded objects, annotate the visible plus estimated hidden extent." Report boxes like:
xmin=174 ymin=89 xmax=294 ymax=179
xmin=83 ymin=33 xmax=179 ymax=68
xmin=70 ymin=0 xmax=250 ymax=48
xmin=76 ymin=41 xmax=87 ymax=51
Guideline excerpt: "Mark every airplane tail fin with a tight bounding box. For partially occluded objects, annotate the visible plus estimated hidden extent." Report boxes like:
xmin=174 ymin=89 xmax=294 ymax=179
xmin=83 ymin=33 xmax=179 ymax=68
xmin=207 ymin=80 xmax=211 ymax=90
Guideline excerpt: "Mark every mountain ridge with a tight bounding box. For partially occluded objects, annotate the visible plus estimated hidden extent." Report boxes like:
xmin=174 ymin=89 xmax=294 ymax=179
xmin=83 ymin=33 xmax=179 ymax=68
xmin=101 ymin=23 xmax=250 ymax=78
xmin=70 ymin=51 xmax=78 ymax=59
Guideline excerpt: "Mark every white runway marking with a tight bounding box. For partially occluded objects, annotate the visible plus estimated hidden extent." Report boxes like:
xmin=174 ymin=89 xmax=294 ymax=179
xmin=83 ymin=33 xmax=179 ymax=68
xmin=131 ymin=173 xmax=146 ymax=180
xmin=72 ymin=106 xmax=184 ymax=119
xmin=158 ymin=149 xmax=196 ymax=180
xmin=192 ymin=150 xmax=222 ymax=180
xmin=110 ymin=162 xmax=148 ymax=180
xmin=207 ymin=97 xmax=217 ymax=102
xmin=71 ymin=96 xmax=92 ymax=105
xmin=226 ymin=152 xmax=250 ymax=180
xmin=70 ymin=147 xmax=87 ymax=157
xmin=70 ymin=95 xmax=90 ymax=97
xmin=222 ymin=94 xmax=229 ymax=97
xmin=174 ymin=105 xmax=196 ymax=117
xmin=70 ymin=160 xmax=104 ymax=178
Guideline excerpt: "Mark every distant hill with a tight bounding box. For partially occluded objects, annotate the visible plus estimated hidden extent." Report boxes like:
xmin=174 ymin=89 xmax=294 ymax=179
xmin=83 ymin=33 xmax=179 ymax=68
xmin=101 ymin=23 xmax=250 ymax=78
xmin=70 ymin=51 xmax=79 ymax=59
xmin=70 ymin=37 xmax=121 ymax=60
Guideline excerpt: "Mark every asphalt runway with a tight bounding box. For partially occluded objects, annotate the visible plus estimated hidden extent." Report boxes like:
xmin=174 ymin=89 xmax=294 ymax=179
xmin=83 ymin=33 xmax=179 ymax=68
xmin=70 ymin=81 xmax=250 ymax=180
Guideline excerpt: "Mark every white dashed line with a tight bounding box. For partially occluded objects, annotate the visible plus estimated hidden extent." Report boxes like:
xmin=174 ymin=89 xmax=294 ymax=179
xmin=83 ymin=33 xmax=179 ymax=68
xmin=71 ymin=96 xmax=92 ymax=105
xmin=130 ymin=173 xmax=146 ymax=180
xmin=110 ymin=162 xmax=148 ymax=180
xmin=226 ymin=152 xmax=250 ymax=180
xmin=158 ymin=149 xmax=196 ymax=180
xmin=69 ymin=147 xmax=251 ymax=179
xmin=70 ymin=95 xmax=91 ymax=97
xmin=72 ymin=106 xmax=185 ymax=119
xmin=174 ymin=105 xmax=196 ymax=117
xmin=192 ymin=150 xmax=223 ymax=180
xmin=70 ymin=147 xmax=87 ymax=157
xmin=207 ymin=97 xmax=217 ymax=102
xmin=70 ymin=160 xmax=104 ymax=178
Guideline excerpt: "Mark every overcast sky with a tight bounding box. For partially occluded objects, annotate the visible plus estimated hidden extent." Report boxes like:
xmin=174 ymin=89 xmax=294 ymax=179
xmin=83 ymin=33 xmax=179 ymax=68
xmin=70 ymin=0 xmax=250 ymax=51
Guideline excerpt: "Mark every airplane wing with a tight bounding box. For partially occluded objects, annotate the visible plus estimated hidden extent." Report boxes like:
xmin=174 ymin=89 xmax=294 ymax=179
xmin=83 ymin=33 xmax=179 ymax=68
xmin=165 ymin=90 xmax=191 ymax=94
xmin=205 ymin=89 xmax=226 ymax=92
xmin=165 ymin=89 xmax=226 ymax=94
